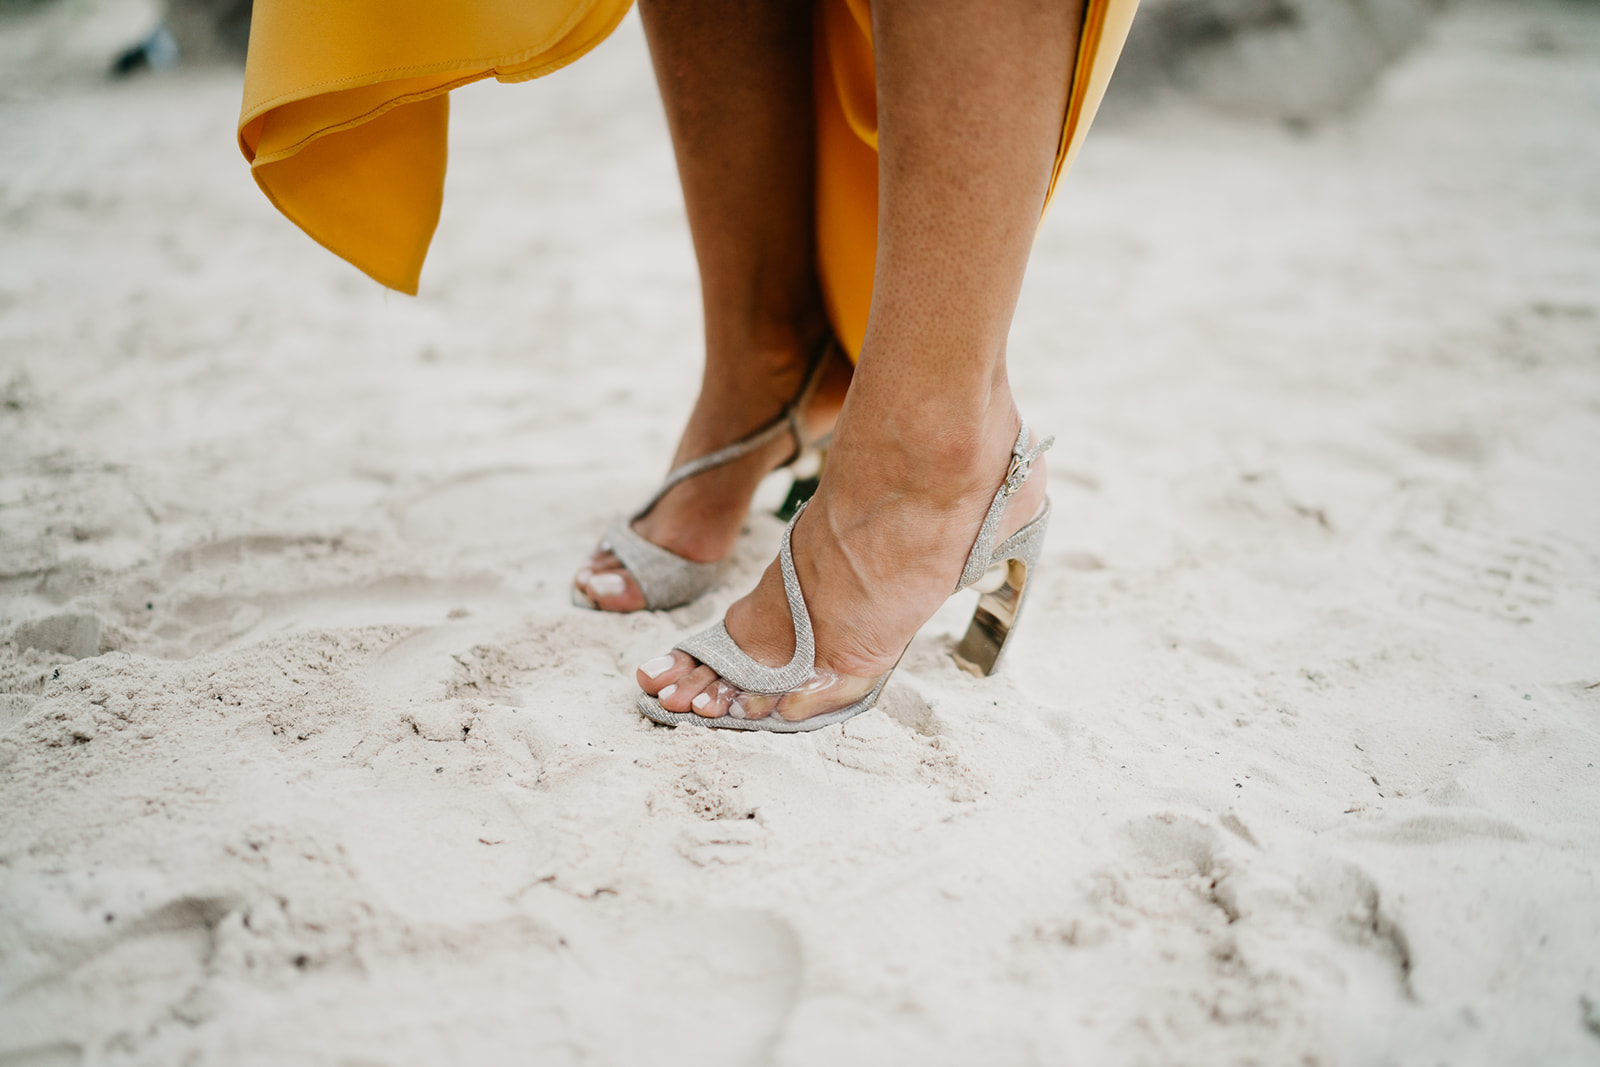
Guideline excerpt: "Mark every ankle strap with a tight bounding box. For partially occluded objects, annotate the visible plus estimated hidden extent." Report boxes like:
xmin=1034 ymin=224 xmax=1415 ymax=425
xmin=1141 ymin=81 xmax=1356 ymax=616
xmin=633 ymin=336 xmax=837 ymax=520
xmin=954 ymin=420 xmax=1053 ymax=592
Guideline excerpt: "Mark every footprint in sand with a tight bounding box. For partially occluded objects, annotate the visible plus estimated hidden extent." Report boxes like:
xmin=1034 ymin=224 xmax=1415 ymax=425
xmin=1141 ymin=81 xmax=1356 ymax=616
xmin=556 ymin=907 xmax=802 ymax=1065
xmin=1389 ymin=502 xmax=1579 ymax=623
xmin=0 ymin=896 xmax=236 ymax=1063
xmin=126 ymin=527 xmax=510 ymax=655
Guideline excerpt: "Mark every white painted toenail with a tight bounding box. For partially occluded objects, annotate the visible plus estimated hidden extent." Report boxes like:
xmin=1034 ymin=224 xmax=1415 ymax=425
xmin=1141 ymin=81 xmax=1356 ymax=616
xmin=727 ymin=700 xmax=746 ymax=719
xmin=639 ymin=655 xmax=675 ymax=679
xmin=691 ymin=692 xmax=711 ymax=711
xmin=587 ymin=572 xmax=626 ymax=597
xmin=659 ymin=684 xmax=677 ymax=700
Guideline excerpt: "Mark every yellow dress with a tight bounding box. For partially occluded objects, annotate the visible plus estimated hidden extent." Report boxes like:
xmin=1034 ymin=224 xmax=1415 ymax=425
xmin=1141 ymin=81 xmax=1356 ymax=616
xmin=238 ymin=0 xmax=1139 ymax=361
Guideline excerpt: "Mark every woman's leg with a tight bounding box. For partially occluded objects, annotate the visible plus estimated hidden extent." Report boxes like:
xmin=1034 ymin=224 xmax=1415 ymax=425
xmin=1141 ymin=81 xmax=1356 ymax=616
xmin=638 ymin=0 xmax=1082 ymax=717
xmin=576 ymin=0 xmax=848 ymax=611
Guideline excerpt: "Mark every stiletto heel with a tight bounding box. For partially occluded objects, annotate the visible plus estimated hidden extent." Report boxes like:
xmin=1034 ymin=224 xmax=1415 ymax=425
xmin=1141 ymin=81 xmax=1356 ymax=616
xmin=638 ymin=421 xmax=1053 ymax=732
xmin=575 ymin=337 xmax=841 ymax=612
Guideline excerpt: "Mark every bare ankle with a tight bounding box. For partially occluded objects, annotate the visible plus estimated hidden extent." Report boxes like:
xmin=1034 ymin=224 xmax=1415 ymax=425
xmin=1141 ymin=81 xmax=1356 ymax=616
xmin=827 ymin=389 xmax=1020 ymax=501
xmin=701 ymin=297 xmax=829 ymax=372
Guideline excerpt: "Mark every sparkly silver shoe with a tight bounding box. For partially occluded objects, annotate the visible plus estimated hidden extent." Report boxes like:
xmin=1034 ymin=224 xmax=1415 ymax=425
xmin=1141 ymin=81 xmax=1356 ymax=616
xmin=576 ymin=340 xmax=840 ymax=612
xmin=638 ymin=422 xmax=1053 ymax=732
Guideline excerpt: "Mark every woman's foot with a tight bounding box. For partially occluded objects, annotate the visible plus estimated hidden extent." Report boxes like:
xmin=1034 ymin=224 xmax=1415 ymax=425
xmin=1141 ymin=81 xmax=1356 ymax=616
xmin=634 ymin=390 xmax=1047 ymax=722
xmin=574 ymin=330 xmax=850 ymax=612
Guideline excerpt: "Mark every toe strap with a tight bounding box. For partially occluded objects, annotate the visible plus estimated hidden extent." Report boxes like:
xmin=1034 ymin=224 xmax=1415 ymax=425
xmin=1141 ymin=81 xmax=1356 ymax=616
xmin=675 ymin=620 xmax=815 ymax=693
xmin=674 ymin=507 xmax=817 ymax=692
xmin=605 ymin=518 xmax=723 ymax=610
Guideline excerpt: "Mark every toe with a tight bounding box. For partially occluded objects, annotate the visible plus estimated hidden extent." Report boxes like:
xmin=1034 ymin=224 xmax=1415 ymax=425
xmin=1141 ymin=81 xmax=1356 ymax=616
xmin=636 ymin=651 xmax=696 ymax=695
xmin=730 ymin=691 xmax=778 ymax=720
xmin=577 ymin=556 xmax=647 ymax=612
xmin=660 ymin=665 xmax=718 ymax=713
xmin=693 ymin=680 xmax=736 ymax=718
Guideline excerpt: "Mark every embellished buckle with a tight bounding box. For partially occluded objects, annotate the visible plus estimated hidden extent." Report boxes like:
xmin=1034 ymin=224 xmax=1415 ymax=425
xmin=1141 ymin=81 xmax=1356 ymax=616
xmin=1003 ymin=453 xmax=1031 ymax=495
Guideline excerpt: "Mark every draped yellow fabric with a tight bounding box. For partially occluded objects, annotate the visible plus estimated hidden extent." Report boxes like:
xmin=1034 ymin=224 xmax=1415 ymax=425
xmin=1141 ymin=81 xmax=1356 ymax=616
xmin=238 ymin=0 xmax=633 ymax=294
xmin=238 ymin=0 xmax=1139 ymax=356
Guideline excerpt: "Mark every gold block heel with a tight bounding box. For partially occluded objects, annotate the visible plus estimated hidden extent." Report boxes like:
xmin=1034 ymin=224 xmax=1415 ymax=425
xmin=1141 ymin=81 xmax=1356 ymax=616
xmin=952 ymin=506 xmax=1048 ymax=677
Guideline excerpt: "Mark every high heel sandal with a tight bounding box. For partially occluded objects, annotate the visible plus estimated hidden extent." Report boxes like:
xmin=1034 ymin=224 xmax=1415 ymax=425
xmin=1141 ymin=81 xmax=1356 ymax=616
xmin=574 ymin=338 xmax=841 ymax=612
xmin=637 ymin=422 xmax=1052 ymax=732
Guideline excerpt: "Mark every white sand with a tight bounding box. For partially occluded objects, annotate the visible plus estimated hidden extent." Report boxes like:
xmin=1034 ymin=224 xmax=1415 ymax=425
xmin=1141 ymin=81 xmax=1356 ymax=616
xmin=2 ymin=1 xmax=1599 ymax=1063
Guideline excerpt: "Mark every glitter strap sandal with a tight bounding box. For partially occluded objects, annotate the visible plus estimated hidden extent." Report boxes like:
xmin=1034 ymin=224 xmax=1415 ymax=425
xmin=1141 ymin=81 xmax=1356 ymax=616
xmin=638 ymin=421 xmax=1053 ymax=732
xmin=577 ymin=338 xmax=840 ymax=612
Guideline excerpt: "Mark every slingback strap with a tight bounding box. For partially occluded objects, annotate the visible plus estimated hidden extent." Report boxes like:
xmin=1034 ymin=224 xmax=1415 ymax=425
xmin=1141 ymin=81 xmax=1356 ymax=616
xmin=675 ymin=504 xmax=818 ymax=693
xmin=603 ymin=517 xmax=724 ymax=610
xmin=985 ymin=497 xmax=1052 ymax=566
xmin=954 ymin=421 xmax=1054 ymax=593
xmin=631 ymin=337 xmax=838 ymax=521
